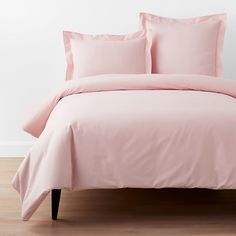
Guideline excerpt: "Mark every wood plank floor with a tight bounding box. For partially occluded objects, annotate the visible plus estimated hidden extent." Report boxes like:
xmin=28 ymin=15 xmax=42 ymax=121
xmin=1 ymin=158 xmax=236 ymax=235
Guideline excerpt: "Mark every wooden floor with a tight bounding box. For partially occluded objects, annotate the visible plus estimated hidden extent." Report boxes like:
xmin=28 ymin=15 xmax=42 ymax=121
xmin=1 ymin=158 xmax=236 ymax=236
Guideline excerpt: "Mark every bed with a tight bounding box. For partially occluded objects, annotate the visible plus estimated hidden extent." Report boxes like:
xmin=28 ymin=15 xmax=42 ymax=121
xmin=12 ymin=11 xmax=229 ymax=220
xmin=12 ymin=73 xmax=236 ymax=220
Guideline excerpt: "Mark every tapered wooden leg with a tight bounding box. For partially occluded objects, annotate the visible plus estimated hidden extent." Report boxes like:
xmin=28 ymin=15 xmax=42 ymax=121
xmin=51 ymin=189 xmax=61 ymax=220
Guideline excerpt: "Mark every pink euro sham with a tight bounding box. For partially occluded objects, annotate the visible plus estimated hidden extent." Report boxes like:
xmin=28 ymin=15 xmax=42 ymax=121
xmin=63 ymin=31 xmax=151 ymax=80
xmin=140 ymin=12 xmax=226 ymax=77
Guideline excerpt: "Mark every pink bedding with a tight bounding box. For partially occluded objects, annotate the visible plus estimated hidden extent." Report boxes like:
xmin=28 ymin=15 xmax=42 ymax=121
xmin=13 ymin=74 xmax=236 ymax=220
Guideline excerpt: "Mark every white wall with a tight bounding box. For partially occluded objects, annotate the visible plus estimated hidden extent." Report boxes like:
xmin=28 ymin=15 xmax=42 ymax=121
xmin=1 ymin=0 xmax=236 ymax=156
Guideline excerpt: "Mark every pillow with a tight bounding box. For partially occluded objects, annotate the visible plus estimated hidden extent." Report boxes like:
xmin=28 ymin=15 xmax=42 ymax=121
xmin=63 ymin=31 xmax=151 ymax=80
xmin=140 ymin=13 xmax=226 ymax=77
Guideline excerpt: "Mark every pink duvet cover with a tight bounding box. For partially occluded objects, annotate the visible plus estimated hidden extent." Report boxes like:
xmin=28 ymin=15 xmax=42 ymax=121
xmin=13 ymin=74 xmax=236 ymax=220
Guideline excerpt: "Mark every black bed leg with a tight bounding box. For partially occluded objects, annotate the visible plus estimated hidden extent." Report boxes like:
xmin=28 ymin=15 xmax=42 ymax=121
xmin=51 ymin=189 xmax=61 ymax=220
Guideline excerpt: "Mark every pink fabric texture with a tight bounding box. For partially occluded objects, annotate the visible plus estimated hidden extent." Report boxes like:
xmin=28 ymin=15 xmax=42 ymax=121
xmin=13 ymin=74 xmax=236 ymax=220
xmin=140 ymin=13 xmax=226 ymax=77
xmin=63 ymin=31 xmax=151 ymax=80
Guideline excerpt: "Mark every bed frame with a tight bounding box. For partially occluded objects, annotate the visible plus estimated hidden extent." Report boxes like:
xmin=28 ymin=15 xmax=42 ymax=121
xmin=51 ymin=189 xmax=61 ymax=220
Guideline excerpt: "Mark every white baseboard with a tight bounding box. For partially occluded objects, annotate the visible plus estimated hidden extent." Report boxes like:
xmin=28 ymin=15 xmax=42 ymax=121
xmin=0 ymin=141 xmax=34 ymax=158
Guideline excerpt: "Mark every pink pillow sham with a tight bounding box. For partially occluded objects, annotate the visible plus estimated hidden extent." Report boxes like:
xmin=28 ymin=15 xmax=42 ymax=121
xmin=63 ymin=31 xmax=152 ymax=80
xmin=140 ymin=12 xmax=226 ymax=77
